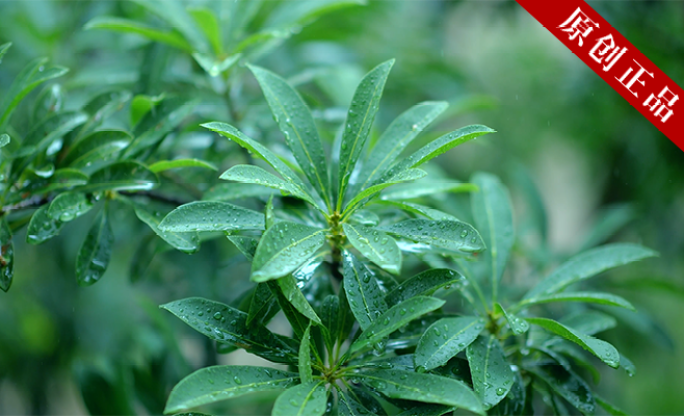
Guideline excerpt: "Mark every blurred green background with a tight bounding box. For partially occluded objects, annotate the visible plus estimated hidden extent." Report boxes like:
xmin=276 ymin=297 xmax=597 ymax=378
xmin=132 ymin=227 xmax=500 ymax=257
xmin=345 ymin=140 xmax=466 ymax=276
xmin=1 ymin=1 xmax=683 ymax=414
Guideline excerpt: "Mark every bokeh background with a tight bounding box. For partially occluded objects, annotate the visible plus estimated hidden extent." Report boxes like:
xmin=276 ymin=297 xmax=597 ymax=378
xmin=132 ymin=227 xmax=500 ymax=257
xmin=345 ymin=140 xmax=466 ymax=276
xmin=1 ymin=0 xmax=683 ymax=414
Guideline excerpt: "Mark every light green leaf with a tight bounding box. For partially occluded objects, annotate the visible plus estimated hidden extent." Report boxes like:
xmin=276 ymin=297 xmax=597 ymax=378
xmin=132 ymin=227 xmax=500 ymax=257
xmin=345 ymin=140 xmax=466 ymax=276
xmin=164 ymin=365 xmax=299 ymax=414
xmin=337 ymin=59 xmax=394 ymax=208
xmin=188 ymin=7 xmax=222 ymax=55
xmin=380 ymin=181 xmax=478 ymax=201
xmin=192 ymin=53 xmax=241 ymax=77
xmin=523 ymin=243 xmax=658 ymax=301
xmin=132 ymin=202 xmax=199 ymax=253
xmin=415 ymin=316 xmax=485 ymax=371
xmin=0 ymin=219 xmax=14 ymax=292
xmin=466 ymin=335 xmax=515 ymax=409
xmin=148 ymin=158 xmax=217 ymax=173
xmin=61 ymin=130 xmax=132 ymax=170
xmin=386 ymin=269 xmax=464 ymax=306
xmin=494 ymin=303 xmax=529 ymax=335
xmin=520 ymin=291 xmax=635 ymax=311
xmin=84 ymin=16 xmax=194 ymax=52
xmin=233 ymin=29 xmax=289 ymax=54
xmin=251 ymin=221 xmax=326 ymax=282
xmin=0 ymin=134 xmax=9 ymax=148
xmin=277 ymin=274 xmax=322 ymax=324
xmin=344 ymin=169 xmax=426 ymax=214
xmin=299 ymin=325 xmax=313 ymax=384
xmin=204 ymin=183 xmax=276 ymax=201
xmin=47 ymin=192 xmax=94 ymax=222
xmin=526 ymin=317 xmax=620 ymax=368
xmin=78 ymin=161 xmax=158 ymax=193
xmin=356 ymin=370 xmax=483 ymax=414
xmin=348 ymin=210 xmax=379 ymax=226
xmin=272 ymin=382 xmax=327 ymax=416
xmin=358 ymin=101 xmax=448 ymax=190
xmin=248 ymin=64 xmax=331 ymax=209
xmin=343 ymin=224 xmax=401 ymax=275
xmin=528 ymin=364 xmax=595 ymax=415
xmin=76 ymin=209 xmax=113 ymax=286
xmin=268 ymin=280 xmax=311 ymax=339
xmin=130 ymin=93 xmax=164 ymax=127
xmin=265 ymin=194 xmax=276 ymax=229
xmin=159 ymin=201 xmax=265 ymax=232
xmin=342 ymin=250 xmax=388 ymax=330
xmin=381 ymin=219 xmax=485 ymax=255
xmin=220 ymin=164 xmax=318 ymax=207
xmin=350 ymin=296 xmax=444 ymax=353
xmin=26 ymin=205 xmax=65 ymax=245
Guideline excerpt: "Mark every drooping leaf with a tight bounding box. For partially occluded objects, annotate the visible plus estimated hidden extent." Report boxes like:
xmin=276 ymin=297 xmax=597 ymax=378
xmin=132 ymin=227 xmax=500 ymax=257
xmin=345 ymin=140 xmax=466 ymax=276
xmin=466 ymin=335 xmax=515 ymax=409
xmin=267 ymin=280 xmax=311 ymax=339
xmin=204 ymin=183 xmax=276 ymax=201
xmin=344 ymin=169 xmax=427 ymax=214
xmin=343 ymin=224 xmax=401 ymax=275
xmin=159 ymin=201 xmax=265 ymax=232
xmin=523 ymin=243 xmax=657 ymax=301
xmin=76 ymin=209 xmax=113 ymax=286
xmin=61 ymin=130 xmax=132 ymax=170
xmin=84 ymin=16 xmax=194 ymax=52
xmin=337 ymin=59 xmax=394 ymax=207
xmin=350 ymin=296 xmax=445 ymax=353
xmin=380 ymin=181 xmax=477 ymax=202
xmin=164 ymin=365 xmax=299 ymax=414
xmin=277 ymin=274 xmax=322 ymax=324
xmin=78 ymin=161 xmax=158 ymax=193
xmin=220 ymin=164 xmax=318 ymax=207
xmin=415 ymin=316 xmax=485 ymax=371
xmin=132 ymin=202 xmax=199 ymax=253
xmin=320 ymin=295 xmax=339 ymax=349
xmin=148 ymin=158 xmax=217 ymax=173
xmin=520 ymin=291 xmax=635 ymax=311
xmin=528 ymin=364 xmax=595 ymax=415
xmin=494 ymin=303 xmax=529 ymax=335
xmin=386 ymin=269 xmax=465 ymax=306
xmin=342 ymin=250 xmax=388 ymax=330
xmin=381 ymin=219 xmax=485 ymax=255
xmin=272 ymin=382 xmax=327 ymax=416
xmin=526 ymin=317 xmax=620 ymax=368
xmin=299 ymin=325 xmax=314 ymax=384
xmin=47 ymin=192 xmax=94 ymax=222
xmin=26 ymin=204 xmax=65 ymax=245
xmin=0 ymin=219 xmax=14 ymax=292
xmin=251 ymin=221 xmax=326 ymax=282
xmin=356 ymin=370 xmax=483 ymax=414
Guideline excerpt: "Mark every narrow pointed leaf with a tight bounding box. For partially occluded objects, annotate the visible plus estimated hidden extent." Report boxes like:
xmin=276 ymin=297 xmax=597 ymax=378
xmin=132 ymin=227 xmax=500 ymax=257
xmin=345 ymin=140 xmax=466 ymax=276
xmin=251 ymin=222 xmax=326 ymax=282
xmin=356 ymin=370 xmax=483 ymax=414
xmin=344 ymin=169 xmax=426 ymax=213
xmin=0 ymin=219 xmax=14 ymax=292
xmin=188 ymin=7 xmax=222 ymax=55
xmin=247 ymin=283 xmax=279 ymax=326
xmin=220 ymin=164 xmax=317 ymax=206
xmin=523 ymin=243 xmax=657 ymax=301
xmin=321 ymin=295 xmax=339 ymax=349
xmin=494 ymin=303 xmax=529 ymax=335
xmin=76 ymin=209 xmax=113 ymax=286
xmin=78 ymin=161 xmax=158 ymax=193
xmin=148 ymin=158 xmax=217 ymax=173
xmin=386 ymin=269 xmax=464 ymax=306
xmin=299 ymin=325 xmax=313 ymax=384
xmin=61 ymin=130 xmax=132 ymax=170
xmin=265 ymin=0 xmax=365 ymax=29
xmin=84 ymin=16 xmax=193 ymax=52
xmin=526 ymin=317 xmax=620 ymax=368
xmin=132 ymin=203 xmax=199 ymax=253
xmin=521 ymin=291 xmax=635 ymax=311
xmin=560 ymin=311 xmax=617 ymax=335
xmin=164 ymin=365 xmax=298 ymax=414
xmin=131 ymin=0 xmax=208 ymax=52
xmin=380 ymin=181 xmax=478 ymax=201
xmin=32 ymin=84 xmax=63 ymax=122
xmin=26 ymin=205 xmax=65 ymax=245
xmin=48 ymin=192 xmax=94 ymax=222
xmin=596 ymin=395 xmax=628 ymax=415
xmin=273 ymin=382 xmax=326 ymax=416
xmin=267 ymin=280 xmax=311 ymax=339
xmin=277 ymin=274 xmax=322 ymax=324
xmin=381 ymin=219 xmax=485 ymax=255
xmin=466 ymin=335 xmax=515 ymax=409
xmin=528 ymin=364 xmax=595 ymax=415
xmin=415 ymin=316 xmax=485 ymax=371
xmin=159 ymin=201 xmax=264 ymax=232
xmin=342 ymin=250 xmax=388 ymax=330
xmin=343 ymin=224 xmax=401 ymax=275
xmin=350 ymin=296 xmax=445 ymax=353
xmin=396 ymin=404 xmax=455 ymax=416
xmin=337 ymin=59 xmax=394 ymax=205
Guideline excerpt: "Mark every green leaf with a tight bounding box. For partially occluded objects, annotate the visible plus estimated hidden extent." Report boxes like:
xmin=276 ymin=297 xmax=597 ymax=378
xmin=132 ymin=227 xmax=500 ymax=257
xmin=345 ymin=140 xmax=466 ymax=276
xmin=204 ymin=183 xmax=276 ymax=201
xmin=0 ymin=134 xmax=9 ymax=148
xmin=320 ymin=295 xmax=339 ymax=349
xmin=251 ymin=221 xmax=326 ymax=282
xmin=84 ymin=16 xmax=193 ymax=52
xmin=265 ymin=194 xmax=276 ymax=229
xmin=342 ymin=250 xmax=388 ymax=330
xmin=26 ymin=205 xmax=65 ymax=245
xmin=0 ymin=42 xmax=10 ymax=63
xmin=466 ymin=335 xmax=515 ymax=409
xmin=337 ymin=59 xmax=394 ymax=207
xmin=0 ymin=218 xmax=14 ymax=292
xmin=16 ymin=169 xmax=88 ymax=200
xmin=415 ymin=316 xmax=485 ymax=371
xmin=159 ymin=201 xmax=265 ymax=232
xmin=188 ymin=7 xmax=222 ymax=55
xmin=14 ymin=111 xmax=88 ymax=158
xmin=528 ymin=364 xmax=595 ymax=415
xmin=61 ymin=130 xmax=132 ymax=170
xmin=220 ymin=164 xmax=318 ymax=207
xmin=32 ymin=84 xmax=63 ymax=122
xmin=595 ymin=395 xmax=628 ymax=415
xmin=579 ymin=203 xmax=635 ymax=251
xmin=380 ymin=181 xmax=477 ymax=201
xmin=395 ymin=403 xmax=455 ymax=416
xmin=277 ymin=274 xmax=322 ymax=324
xmin=132 ymin=202 xmax=199 ymax=254
xmin=471 ymin=172 xmax=514 ymax=302
xmin=247 ymin=283 xmax=279 ymax=326
xmin=358 ymin=101 xmax=448 ymax=190
xmin=229 ymin=236 xmax=259 ymax=261
xmin=383 ymin=125 xmax=495 ymax=180
xmin=337 ymin=285 xmax=356 ymax=345
xmin=356 ymin=370 xmax=483 ymax=414
xmin=76 ymin=209 xmax=113 ymax=286
xmin=493 ymin=303 xmax=529 ymax=335
xmin=526 ymin=317 xmax=620 ymax=368
xmin=344 ymin=169 xmax=427 ymax=214
xmin=161 ymin=297 xmax=298 ymax=363
xmin=350 ymin=296 xmax=445 ymax=353
xmin=148 ymin=158 xmax=217 ymax=173
xmin=381 ymin=219 xmax=485 ymax=255
xmin=348 ymin=210 xmax=380 ymax=226
xmin=272 ymin=382 xmax=327 ymax=416
xmin=520 ymin=291 xmax=635 ymax=311
xmin=560 ymin=311 xmax=617 ymax=335
xmin=48 ymin=192 xmax=94 ymax=222
xmin=338 ymin=391 xmax=374 ymax=416
xmin=267 ymin=280 xmax=311 ymax=339
xmin=375 ymin=200 xmax=459 ymax=221
xmin=299 ymin=325 xmax=313 ymax=384
xmin=192 ymin=53 xmax=241 ymax=77
xmin=343 ymin=224 xmax=401 ymax=275
xmin=248 ymin=64 xmax=331 ymax=208
xmin=129 ymin=93 xmax=164 ymax=127
xmin=523 ymin=243 xmax=658 ymax=301
xmin=131 ymin=0 xmax=208 ymax=52
xmin=76 ymin=90 xmax=132 ymax=140
xmin=164 ymin=365 xmax=299 ymax=414
xmin=265 ymin=0 xmax=366 ymax=29
xmin=386 ymin=269 xmax=464 ymax=306
xmin=78 ymin=161 xmax=158 ymax=193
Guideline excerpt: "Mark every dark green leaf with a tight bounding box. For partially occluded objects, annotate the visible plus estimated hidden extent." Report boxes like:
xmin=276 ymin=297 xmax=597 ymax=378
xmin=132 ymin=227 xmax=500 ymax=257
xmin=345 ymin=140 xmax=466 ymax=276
xmin=159 ymin=201 xmax=265 ymax=232
xmin=466 ymin=335 xmax=515 ymax=409
xmin=494 ymin=303 xmax=529 ymax=335
xmin=14 ymin=111 xmax=88 ymax=158
xmin=272 ymin=382 xmax=327 ymax=416
xmin=267 ymin=280 xmax=311 ymax=339
xmin=26 ymin=204 xmax=65 ymax=245
xmin=0 ymin=218 xmax=14 ymax=292
xmin=220 ymin=164 xmax=318 ymax=207
xmin=76 ymin=209 xmax=113 ymax=286
xmin=148 ymin=158 xmax=217 ymax=173
xmin=380 ymin=181 xmax=477 ymax=201
xmin=61 ymin=130 xmax=132 ymax=170
xmin=528 ymin=364 xmax=595 ymax=415
xmin=79 ymin=161 xmax=158 ymax=193
xmin=299 ymin=325 xmax=314 ymax=384
xmin=321 ymin=295 xmax=339 ymax=349
xmin=247 ymin=283 xmax=279 ymax=326
xmin=338 ymin=391 xmax=374 ymax=416
xmin=228 ymin=235 xmax=259 ymax=261
xmin=386 ymin=269 xmax=465 ymax=306
xmin=416 ymin=316 xmax=484 ymax=371
xmin=132 ymin=202 xmax=199 ymax=253
xmin=277 ymin=274 xmax=322 ymax=324
xmin=595 ymin=395 xmax=628 ymax=415
xmin=48 ymin=192 xmax=94 ymax=222
xmin=381 ymin=219 xmax=485 ymax=255
xmin=84 ymin=16 xmax=193 ymax=52
xmin=520 ymin=291 xmax=635 ymax=311
xmin=343 ymin=224 xmax=401 ymax=275
xmin=342 ymin=250 xmax=388 ymax=330
xmin=395 ymin=403 xmax=455 ymax=416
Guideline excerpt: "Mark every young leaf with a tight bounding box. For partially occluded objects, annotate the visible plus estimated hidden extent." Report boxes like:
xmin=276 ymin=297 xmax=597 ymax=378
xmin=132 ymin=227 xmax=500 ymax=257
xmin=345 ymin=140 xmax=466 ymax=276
xmin=385 ymin=269 xmax=464 ymax=306
xmin=84 ymin=16 xmax=194 ymax=52
xmin=344 ymin=168 xmax=427 ymax=214
xmin=61 ymin=130 xmax=132 ymax=170
xmin=78 ymin=161 xmax=158 ymax=193
xmin=48 ymin=192 xmax=94 ymax=222
xmin=76 ymin=209 xmax=114 ymax=286
xmin=350 ymin=296 xmax=445 ymax=353
xmin=528 ymin=364 xmax=595 ymax=415
xmin=299 ymin=325 xmax=314 ymax=384
xmin=380 ymin=181 xmax=477 ymax=201
xmin=523 ymin=243 xmax=657 ymax=302
xmin=220 ymin=164 xmax=318 ymax=207
xmin=494 ymin=303 xmax=529 ymax=335
xmin=248 ymin=64 xmax=331 ymax=209
xmin=26 ymin=205 xmax=65 ymax=245
xmin=187 ymin=7 xmax=222 ymax=55
xmin=381 ymin=219 xmax=485 ymax=255
xmin=159 ymin=201 xmax=265 ymax=232
xmin=148 ymin=158 xmax=217 ymax=173
xmin=415 ymin=316 xmax=485 ymax=371
xmin=356 ymin=370 xmax=483 ymax=414
xmin=342 ymin=250 xmax=388 ymax=330
xmin=471 ymin=172 xmax=514 ymax=302
xmin=466 ymin=335 xmax=515 ymax=409
xmin=193 ymin=53 xmax=241 ymax=77
xmin=337 ymin=59 xmax=394 ymax=208
xmin=526 ymin=317 xmax=620 ymax=368
xmin=0 ymin=218 xmax=14 ymax=292
xmin=343 ymin=224 xmax=401 ymax=275
xmin=272 ymin=382 xmax=327 ymax=416
xmin=520 ymin=291 xmax=635 ymax=311
xmin=358 ymin=101 xmax=448 ymax=190
xmin=251 ymin=221 xmax=326 ymax=282
xmin=132 ymin=203 xmax=199 ymax=254
xmin=164 ymin=365 xmax=299 ymax=414
xmin=277 ymin=274 xmax=322 ymax=324
xmin=129 ymin=93 xmax=164 ymax=127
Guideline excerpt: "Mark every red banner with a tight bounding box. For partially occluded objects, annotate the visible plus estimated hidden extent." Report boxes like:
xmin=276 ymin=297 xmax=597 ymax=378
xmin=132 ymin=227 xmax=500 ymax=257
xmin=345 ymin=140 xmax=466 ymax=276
xmin=516 ymin=0 xmax=684 ymax=152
